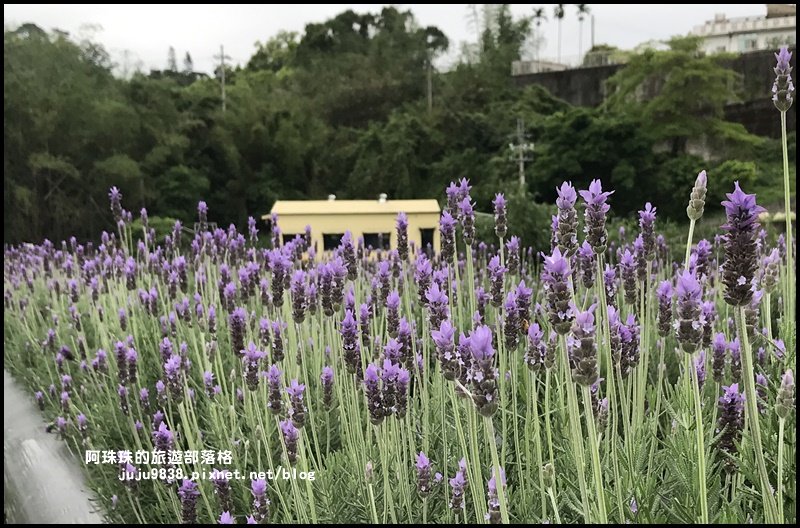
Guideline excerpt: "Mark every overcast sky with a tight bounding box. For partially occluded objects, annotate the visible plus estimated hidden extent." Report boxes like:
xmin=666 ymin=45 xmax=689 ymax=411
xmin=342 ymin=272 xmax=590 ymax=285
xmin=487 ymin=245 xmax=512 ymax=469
xmin=4 ymin=4 xmax=769 ymax=74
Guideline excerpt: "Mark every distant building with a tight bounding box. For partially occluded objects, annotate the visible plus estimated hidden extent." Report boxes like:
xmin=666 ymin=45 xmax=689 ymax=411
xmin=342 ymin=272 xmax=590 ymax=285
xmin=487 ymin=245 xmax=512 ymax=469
xmin=511 ymin=59 xmax=568 ymax=76
xmin=691 ymin=4 xmax=796 ymax=54
xmin=263 ymin=195 xmax=441 ymax=256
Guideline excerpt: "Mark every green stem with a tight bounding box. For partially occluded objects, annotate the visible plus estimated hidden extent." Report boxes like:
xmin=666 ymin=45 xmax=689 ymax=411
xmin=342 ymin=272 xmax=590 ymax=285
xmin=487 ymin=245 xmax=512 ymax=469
xmin=485 ymin=416 xmax=511 ymax=524
xmin=777 ymin=417 xmax=785 ymax=523
xmin=582 ymin=385 xmax=608 ymax=523
xmin=688 ymin=353 xmax=709 ymax=524
xmin=780 ymin=111 xmax=794 ymax=323
xmin=735 ymin=307 xmax=779 ymax=523
xmin=561 ymin=336 xmax=591 ymax=522
xmin=684 ymin=218 xmax=696 ymax=270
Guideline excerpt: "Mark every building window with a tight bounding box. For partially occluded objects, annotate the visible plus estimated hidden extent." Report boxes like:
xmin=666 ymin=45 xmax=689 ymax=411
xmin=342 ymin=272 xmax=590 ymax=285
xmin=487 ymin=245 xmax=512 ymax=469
xmin=322 ymin=233 xmax=344 ymax=251
xmin=420 ymin=228 xmax=434 ymax=253
xmin=282 ymin=233 xmax=300 ymax=245
xmin=363 ymin=233 xmax=390 ymax=250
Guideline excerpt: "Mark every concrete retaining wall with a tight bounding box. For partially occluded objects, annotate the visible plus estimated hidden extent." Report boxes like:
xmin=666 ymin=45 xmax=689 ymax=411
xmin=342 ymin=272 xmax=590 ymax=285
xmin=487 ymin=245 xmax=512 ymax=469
xmin=4 ymin=370 xmax=104 ymax=524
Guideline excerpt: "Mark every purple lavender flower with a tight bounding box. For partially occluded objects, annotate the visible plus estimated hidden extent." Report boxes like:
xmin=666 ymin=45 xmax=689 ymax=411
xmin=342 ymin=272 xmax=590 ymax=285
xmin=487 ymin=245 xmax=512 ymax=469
xmin=290 ymin=270 xmax=307 ymax=324
xmin=716 ymin=383 xmax=745 ymax=471
xmin=694 ymin=239 xmax=713 ymax=279
xmin=250 ymin=479 xmax=270 ymax=523
xmin=503 ymin=291 xmax=520 ymax=349
xmin=425 ymin=282 xmax=450 ymax=330
xmin=432 ymin=319 xmax=459 ymax=380
xmin=638 ymin=202 xmax=657 ymax=262
xmin=449 ymin=458 xmax=469 ymax=512
xmin=243 ymin=343 xmax=265 ymax=391
xmin=604 ymin=264 xmax=617 ymax=303
xmin=580 ymin=179 xmax=613 ymax=254
xmin=286 ymin=379 xmax=307 ymax=428
xmin=280 ymin=419 xmax=299 ymax=465
xmin=178 ymin=480 xmax=200 ymax=524
xmin=440 ymin=211 xmax=457 ymax=263
xmin=542 ymin=248 xmax=573 ymax=335
xmin=569 ymin=304 xmax=599 ymax=386
xmin=776 ymin=369 xmax=794 ymax=419
xmin=620 ymin=248 xmax=637 ymax=305
xmin=340 ymin=310 xmax=361 ymax=374
xmin=695 ymin=351 xmax=707 ymax=390
xmin=271 ymin=320 xmax=286 ymax=363
xmin=459 ymin=197 xmax=476 ymax=247
xmin=524 ymin=322 xmax=546 ymax=372
xmin=576 ymin=241 xmax=595 ymax=289
xmin=218 ymin=511 xmax=234 ymax=525
xmin=109 ymin=186 xmax=123 ymax=223
xmin=761 ymin=248 xmax=781 ymax=293
xmin=773 ymin=46 xmax=794 ymax=111
xmin=488 ymin=256 xmax=506 ymax=308
xmin=556 ymin=182 xmax=579 ymax=257
xmin=321 ymin=366 xmax=334 ymax=410
xmin=35 ymin=390 xmax=45 ymax=411
xmin=386 ymin=290 xmax=401 ymax=337
xmin=493 ymin=193 xmax=507 ymax=239
xmin=506 ymin=236 xmax=520 ymax=275
xmin=364 ymin=363 xmax=384 ymax=425
xmin=712 ymin=333 xmax=727 ymax=383
xmin=416 ymin=451 xmax=434 ymax=497
xmin=266 ymin=365 xmax=283 ymax=415
xmin=675 ymin=270 xmax=703 ymax=353
xmin=396 ymin=212 xmax=409 ymax=260
xmin=656 ymin=280 xmax=673 ymax=338
xmin=485 ymin=467 xmax=507 ymax=524
xmin=467 ymin=325 xmax=499 ymax=417
xmin=701 ymin=300 xmax=716 ymax=347
xmin=211 ymin=469 xmax=233 ymax=513
xmin=721 ymin=182 xmax=766 ymax=306
xmin=687 ymin=170 xmax=708 ymax=221
xmin=229 ymin=307 xmax=247 ymax=357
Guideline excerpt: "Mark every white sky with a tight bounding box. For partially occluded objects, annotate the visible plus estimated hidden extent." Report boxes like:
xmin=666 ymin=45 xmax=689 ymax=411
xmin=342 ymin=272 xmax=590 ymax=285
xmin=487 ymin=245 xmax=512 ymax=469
xmin=4 ymin=4 xmax=768 ymax=74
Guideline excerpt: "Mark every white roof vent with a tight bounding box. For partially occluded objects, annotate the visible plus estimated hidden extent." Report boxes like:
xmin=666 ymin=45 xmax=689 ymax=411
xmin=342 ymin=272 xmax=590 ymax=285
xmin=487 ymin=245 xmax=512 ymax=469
xmin=327 ymin=194 xmax=336 ymax=201
xmin=378 ymin=193 xmax=388 ymax=203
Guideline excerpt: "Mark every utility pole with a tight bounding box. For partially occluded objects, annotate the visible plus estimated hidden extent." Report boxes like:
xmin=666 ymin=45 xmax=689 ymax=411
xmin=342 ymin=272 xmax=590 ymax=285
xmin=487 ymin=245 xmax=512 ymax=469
xmin=508 ymin=118 xmax=534 ymax=192
xmin=214 ymin=45 xmax=231 ymax=112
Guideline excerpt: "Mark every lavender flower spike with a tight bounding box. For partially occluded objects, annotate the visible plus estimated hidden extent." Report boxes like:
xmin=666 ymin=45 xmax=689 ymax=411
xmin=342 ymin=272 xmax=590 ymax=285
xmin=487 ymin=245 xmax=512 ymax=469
xmin=716 ymin=383 xmax=745 ymax=471
xmin=675 ymin=270 xmax=703 ymax=353
xmin=493 ymin=193 xmax=507 ymax=239
xmin=579 ymin=179 xmax=614 ymax=254
xmin=542 ymin=247 xmax=573 ymax=335
xmin=485 ymin=467 xmax=507 ymax=524
xmin=570 ymin=304 xmax=599 ymax=386
xmin=776 ymin=369 xmax=795 ymax=419
xmin=415 ymin=451 xmax=434 ymax=497
xmin=178 ymin=480 xmax=200 ymax=524
xmin=467 ymin=325 xmax=499 ymax=417
xmin=773 ymin=46 xmax=794 ymax=112
xmin=449 ymin=458 xmax=469 ymax=512
xmin=721 ymin=182 xmax=766 ymax=306
xmin=687 ymin=170 xmax=708 ymax=221
xmin=555 ymin=181 xmax=578 ymax=257
xmin=396 ymin=212 xmax=409 ymax=260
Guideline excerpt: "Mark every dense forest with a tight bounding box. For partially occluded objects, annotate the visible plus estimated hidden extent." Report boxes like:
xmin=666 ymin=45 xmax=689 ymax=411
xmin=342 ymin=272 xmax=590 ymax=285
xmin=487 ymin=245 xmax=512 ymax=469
xmin=3 ymin=6 xmax=794 ymax=248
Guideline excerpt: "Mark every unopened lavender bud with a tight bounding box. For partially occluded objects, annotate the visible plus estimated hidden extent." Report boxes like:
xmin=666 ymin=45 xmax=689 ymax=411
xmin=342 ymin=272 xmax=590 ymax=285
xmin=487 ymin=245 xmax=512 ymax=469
xmin=686 ymin=170 xmax=707 ymax=221
xmin=712 ymin=333 xmax=727 ymax=383
xmin=493 ymin=193 xmax=507 ymax=239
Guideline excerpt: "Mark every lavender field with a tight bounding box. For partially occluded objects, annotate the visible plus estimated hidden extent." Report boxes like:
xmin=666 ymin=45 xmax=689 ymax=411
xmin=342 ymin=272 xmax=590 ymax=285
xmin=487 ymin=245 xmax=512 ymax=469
xmin=2 ymin=48 xmax=796 ymax=525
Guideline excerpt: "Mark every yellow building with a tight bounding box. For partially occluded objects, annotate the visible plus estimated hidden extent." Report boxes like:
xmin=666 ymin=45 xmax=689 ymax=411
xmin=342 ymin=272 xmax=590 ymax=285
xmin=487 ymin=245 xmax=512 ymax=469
xmin=263 ymin=196 xmax=441 ymax=255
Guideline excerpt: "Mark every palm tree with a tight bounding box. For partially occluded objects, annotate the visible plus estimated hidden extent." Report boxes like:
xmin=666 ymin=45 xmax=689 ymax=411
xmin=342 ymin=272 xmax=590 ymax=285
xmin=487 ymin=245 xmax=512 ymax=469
xmin=576 ymin=4 xmax=591 ymax=60
xmin=532 ymin=7 xmax=548 ymax=67
xmin=554 ymin=4 xmax=565 ymax=63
